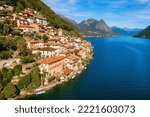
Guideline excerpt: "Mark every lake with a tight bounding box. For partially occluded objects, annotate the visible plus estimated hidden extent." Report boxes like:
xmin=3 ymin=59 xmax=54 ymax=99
xmin=28 ymin=36 xmax=150 ymax=100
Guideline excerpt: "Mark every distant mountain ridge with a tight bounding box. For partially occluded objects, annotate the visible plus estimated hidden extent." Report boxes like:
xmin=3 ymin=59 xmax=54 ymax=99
xmin=111 ymin=26 xmax=142 ymax=36
xmin=60 ymin=16 xmax=115 ymax=37
xmin=60 ymin=16 xmax=142 ymax=37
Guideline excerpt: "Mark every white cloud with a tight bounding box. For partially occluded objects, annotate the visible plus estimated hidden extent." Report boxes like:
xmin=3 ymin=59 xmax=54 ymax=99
xmin=137 ymin=0 xmax=150 ymax=3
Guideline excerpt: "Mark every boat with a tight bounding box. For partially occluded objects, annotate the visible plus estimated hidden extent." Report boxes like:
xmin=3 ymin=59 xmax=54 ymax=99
xmin=84 ymin=67 xmax=87 ymax=69
xmin=36 ymin=90 xmax=45 ymax=95
xmin=72 ymin=76 xmax=75 ymax=79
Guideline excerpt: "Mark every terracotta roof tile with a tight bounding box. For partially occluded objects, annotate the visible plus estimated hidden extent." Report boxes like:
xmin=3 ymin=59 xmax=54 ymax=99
xmin=40 ymin=47 xmax=56 ymax=51
xmin=53 ymin=72 xmax=61 ymax=78
xmin=19 ymin=24 xmax=34 ymax=28
xmin=67 ymin=55 xmax=79 ymax=61
xmin=41 ymin=56 xmax=65 ymax=64
xmin=64 ymin=69 xmax=73 ymax=75
xmin=29 ymin=40 xmax=44 ymax=44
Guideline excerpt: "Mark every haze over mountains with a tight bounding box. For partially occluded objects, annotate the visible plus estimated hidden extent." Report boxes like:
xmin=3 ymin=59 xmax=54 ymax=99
xmin=111 ymin=26 xmax=142 ymax=36
xmin=60 ymin=15 xmax=142 ymax=37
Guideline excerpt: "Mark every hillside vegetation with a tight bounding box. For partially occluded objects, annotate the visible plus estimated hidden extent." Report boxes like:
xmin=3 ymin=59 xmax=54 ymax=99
xmin=135 ymin=26 xmax=150 ymax=38
xmin=0 ymin=0 xmax=80 ymax=36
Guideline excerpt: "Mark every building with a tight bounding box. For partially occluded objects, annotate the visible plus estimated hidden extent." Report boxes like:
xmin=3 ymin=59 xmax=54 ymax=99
xmin=34 ymin=14 xmax=48 ymax=26
xmin=18 ymin=24 xmax=36 ymax=33
xmin=40 ymin=56 xmax=65 ymax=76
xmin=63 ymin=68 xmax=74 ymax=78
xmin=39 ymin=47 xmax=58 ymax=58
xmin=27 ymin=40 xmax=44 ymax=49
xmin=65 ymin=54 xmax=79 ymax=70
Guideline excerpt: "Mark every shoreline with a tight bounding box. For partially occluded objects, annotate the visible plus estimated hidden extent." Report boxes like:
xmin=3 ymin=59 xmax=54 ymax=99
xmin=15 ymin=52 xmax=93 ymax=100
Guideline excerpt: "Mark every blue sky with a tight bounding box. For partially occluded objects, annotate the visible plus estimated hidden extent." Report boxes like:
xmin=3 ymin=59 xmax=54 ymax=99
xmin=42 ymin=0 xmax=150 ymax=28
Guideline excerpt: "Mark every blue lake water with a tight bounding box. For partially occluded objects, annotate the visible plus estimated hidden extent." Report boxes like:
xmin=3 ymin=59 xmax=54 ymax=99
xmin=28 ymin=36 xmax=150 ymax=100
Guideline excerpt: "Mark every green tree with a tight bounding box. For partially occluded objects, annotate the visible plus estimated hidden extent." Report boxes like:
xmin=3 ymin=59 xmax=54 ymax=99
xmin=3 ymin=24 xmax=11 ymax=34
xmin=2 ymin=67 xmax=9 ymax=79
xmin=1 ymin=67 xmax=13 ymax=80
xmin=2 ymin=83 xmax=17 ymax=99
xmin=12 ymin=31 xmax=21 ymax=36
xmin=0 ymin=93 xmax=5 ymax=100
xmin=6 ymin=0 xmax=17 ymax=6
xmin=14 ymin=64 xmax=22 ymax=76
xmin=21 ymin=56 xmax=35 ymax=64
xmin=0 ymin=51 xmax=12 ymax=59
xmin=0 ymin=72 xmax=3 ymax=82
xmin=0 ymin=1 xmax=5 ymax=6
xmin=6 ymin=69 xmax=14 ymax=80
xmin=0 ymin=83 xmax=3 ymax=91
xmin=2 ymin=79 xmax=9 ymax=87
xmin=30 ymin=67 xmax=41 ymax=88
xmin=42 ymin=34 xmax=49 ymax=42
xmin=17 ymin=75 xmax=31 ymax=90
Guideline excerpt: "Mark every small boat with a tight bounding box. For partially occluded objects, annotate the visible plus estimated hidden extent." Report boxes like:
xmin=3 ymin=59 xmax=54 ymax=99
xmin=72 ymin=76 xmax=75 ymax=79
xmin=84 ymin=67 xmax=87 ymax=69
xmin=36 ymin=90 xmax=45 ymax=95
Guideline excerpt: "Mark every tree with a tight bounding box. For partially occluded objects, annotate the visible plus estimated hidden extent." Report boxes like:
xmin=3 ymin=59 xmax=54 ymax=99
xmin=0 ymin=51 xmax=12 ymax=59
xmin=1 ymin=67 xmax=13 ymax=80
xmin=17 ymin=75 xmax=31 ymax=90
xmin=2 ymin=79 xmax=9 ymax=87
xmin=6 ymin=69 xmax=14 ymax=80
xmin=3 ymin=24 xmax=11 ymax=34
xmin=30 ymin=67 xmax=41 ymax=88
xmin=42 ymin=34 xmax=49 ymax=42
xmin=0 ymin=83 xmax=3 ymax=91
xmin=12 ymin=31 xmax=21 ymax=36
xmin=0 ymin=72 xmax=3 ymax=82
xmin=6 ymin=0 xmax=18 ymax=6
xmin=21 ymin=56 xmax=35 ymax=64
xmin=0 ymin=1 xmax=5 ymax=6
xmin=0 ymin=93 xmax=5 ymax=100
xmin=1 ymin=67 xmax=9 ymax=79
xmin=2 ymin=83 xmax=17 ymax=99
xmin=14 ymin=64 xmax=22 ymax=76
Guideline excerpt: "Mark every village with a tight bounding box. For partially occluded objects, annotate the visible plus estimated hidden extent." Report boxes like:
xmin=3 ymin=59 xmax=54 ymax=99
xmin=0 ymin=5 xmax=93 ymax=98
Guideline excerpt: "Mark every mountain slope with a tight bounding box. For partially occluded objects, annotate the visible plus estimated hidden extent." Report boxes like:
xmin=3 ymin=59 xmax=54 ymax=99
xmin=1 ymin=0 xmax=80 ymax=36
xmin=78 ymin=18 xmax=114 ymax=37
xmin=135 ymin=26 xmax=150 ymax=38
xmin=111 ymin=26 xmax=142 ymax=36
xmin=59 ymin=15 xmax=80 ymax=32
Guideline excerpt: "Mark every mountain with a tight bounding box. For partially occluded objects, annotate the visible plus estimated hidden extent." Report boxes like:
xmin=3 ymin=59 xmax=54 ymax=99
xmin=135 ymin=26 xmax=150 ymax=38
xmin=60 ymin=16 xmax=114 ymax=37
xmin=1 ymin=0 xmax=80 ymax=36
xmin=111 ymin=26 xmax=142 ymax=36
xmin=78 ymin=18 xmax=114 ymax=37
xmin=59 ymin=15 xmax=80 ymax=32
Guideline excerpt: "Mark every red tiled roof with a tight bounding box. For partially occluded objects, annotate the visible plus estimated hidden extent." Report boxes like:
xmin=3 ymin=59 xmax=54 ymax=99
xmin=30 ymin=45 xmax=39 ymax=49
xmin=67 ymin=55 xmax=79 ymax=61
xmin=40 ymin=47 xmax=56 ymax=51
xmin=64 ymin=69 xmax=73 ymax=75
xmin=41 ymin=56 xmax=65 ymax=64
xmin=60 ymin=51 xmax=69 ymax=55
xmin=19 ymin=24 xmax=34 ymax=28
xmin=53 ymin=72 xmax=61 ymax=78
xmin=45 ymin=42 xmax=59 ymax=46
xmin=29 ymin=40 xmax=44 ymax=44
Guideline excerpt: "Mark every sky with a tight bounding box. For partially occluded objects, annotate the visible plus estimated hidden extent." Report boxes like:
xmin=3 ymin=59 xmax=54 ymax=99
xmin=42 ymin=0 xmax=150 ymax=28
